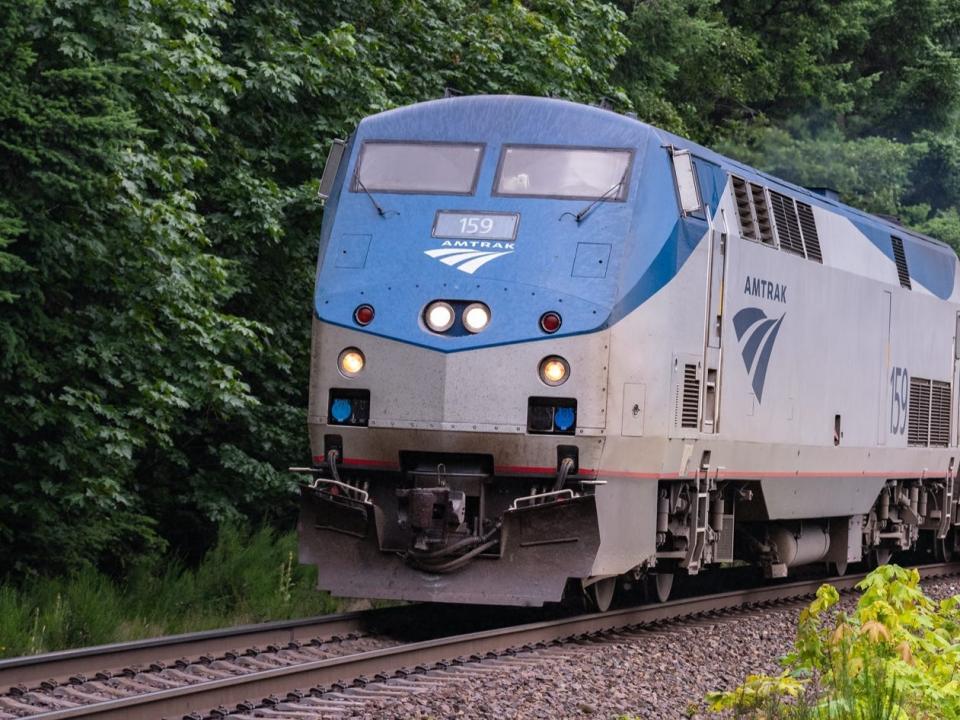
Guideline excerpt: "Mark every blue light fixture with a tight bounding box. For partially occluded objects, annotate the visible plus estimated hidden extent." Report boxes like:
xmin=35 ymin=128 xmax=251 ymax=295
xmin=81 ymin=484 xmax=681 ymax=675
xmin=330 ymin=398 xmax=353 ymax=423
xmin=554 ymin=406 xmax=575 ymax=432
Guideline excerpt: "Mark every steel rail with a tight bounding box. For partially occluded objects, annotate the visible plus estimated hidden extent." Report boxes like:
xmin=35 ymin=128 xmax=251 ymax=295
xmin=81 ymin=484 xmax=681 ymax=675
xmin=26 ymin=562 xmax=960 ymax=720
xmin=0 ymin=606 xmax=400 ymax=691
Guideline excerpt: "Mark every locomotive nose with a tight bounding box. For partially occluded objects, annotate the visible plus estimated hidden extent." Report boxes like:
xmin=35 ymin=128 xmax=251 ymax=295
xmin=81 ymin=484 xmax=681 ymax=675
xmin=314 ymin=319 xmax=606 ymax=439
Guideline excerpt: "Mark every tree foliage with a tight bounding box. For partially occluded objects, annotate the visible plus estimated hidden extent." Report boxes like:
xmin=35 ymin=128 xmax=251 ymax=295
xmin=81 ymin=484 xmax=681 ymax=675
xmin=3 ymin=0 xmax=960 ymax=577
xmin=0 ymin=0 xmax=625 ymax=576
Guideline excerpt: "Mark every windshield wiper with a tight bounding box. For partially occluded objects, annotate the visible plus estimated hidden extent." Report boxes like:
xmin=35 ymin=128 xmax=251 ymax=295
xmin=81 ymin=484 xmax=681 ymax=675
xmin=561 ymin=170 xmax=628 ymax=224
xmin=354 ymin=172 xmax=391 ymax=218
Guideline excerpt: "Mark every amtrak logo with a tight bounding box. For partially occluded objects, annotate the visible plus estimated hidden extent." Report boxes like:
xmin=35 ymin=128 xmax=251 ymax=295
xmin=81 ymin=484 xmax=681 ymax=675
xmin=733 ymin=307 xmax=785 ymax=403
xmin=424 ymin=241 xmax=514 ymax=274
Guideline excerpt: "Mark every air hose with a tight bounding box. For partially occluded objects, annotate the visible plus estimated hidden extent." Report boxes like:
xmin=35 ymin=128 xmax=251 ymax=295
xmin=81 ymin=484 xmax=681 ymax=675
xmin=552 ymin=456 xmax=575 ymax=492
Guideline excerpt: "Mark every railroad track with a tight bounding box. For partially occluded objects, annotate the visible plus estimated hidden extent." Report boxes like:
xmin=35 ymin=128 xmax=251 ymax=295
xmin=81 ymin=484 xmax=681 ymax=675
xmin=5 ymin=562 xmax=959 ymax=720
xmin=0 ymin=606 xmax=412 ymax=692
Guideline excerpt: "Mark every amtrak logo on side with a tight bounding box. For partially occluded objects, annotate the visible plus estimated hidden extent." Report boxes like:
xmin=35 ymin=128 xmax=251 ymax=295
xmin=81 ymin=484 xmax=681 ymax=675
xmin=733 ymin=307 xmax=785 ymax=403
xmin=424 ymin=240 xmax=515 ymax=275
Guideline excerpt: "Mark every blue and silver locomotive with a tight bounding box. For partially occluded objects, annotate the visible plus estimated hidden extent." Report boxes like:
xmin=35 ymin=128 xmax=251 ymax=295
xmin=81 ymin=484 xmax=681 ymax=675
xmin=298 ymin=95 xmax=960 ymax=609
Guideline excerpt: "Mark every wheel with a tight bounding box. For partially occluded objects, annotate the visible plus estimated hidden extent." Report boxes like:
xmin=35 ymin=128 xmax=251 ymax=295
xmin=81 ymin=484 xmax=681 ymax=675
xmin=868 ymin=547 xmax=893 ymax=568
xmin=828 ymin=559 xmax=848 ymax=577
xmin=652 ymin=572 xmax=674 ymax=603
xmin=587 ymin=577 xmax=617 ymax=612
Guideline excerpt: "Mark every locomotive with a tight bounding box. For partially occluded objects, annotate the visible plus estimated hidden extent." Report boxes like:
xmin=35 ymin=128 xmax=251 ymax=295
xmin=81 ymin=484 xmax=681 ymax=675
xmin=297 ymin=95 xmax=960 ymax=610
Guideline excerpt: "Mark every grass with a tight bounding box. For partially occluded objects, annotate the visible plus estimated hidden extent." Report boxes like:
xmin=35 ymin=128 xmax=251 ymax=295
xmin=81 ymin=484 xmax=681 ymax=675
xmin=0 ymin=524 xmax=339 ymax=658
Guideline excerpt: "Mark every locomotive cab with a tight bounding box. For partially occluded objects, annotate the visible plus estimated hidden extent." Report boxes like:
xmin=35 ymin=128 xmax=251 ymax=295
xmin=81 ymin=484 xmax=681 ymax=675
xmin=299 ymin=96 xmax=681 ymax=606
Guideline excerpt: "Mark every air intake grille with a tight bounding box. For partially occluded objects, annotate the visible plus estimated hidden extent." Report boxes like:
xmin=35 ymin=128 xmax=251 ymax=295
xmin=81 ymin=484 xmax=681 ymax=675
xmin=769 ymin=191 xmax=805 ymax=256
xmin=732 ymin=176 xmax=756 ymax=241
xmin=909 ymin=377 xmax=951 ymax=447
xmin=931 ymin=381 xmax=952 ymax=447
xmin=908 ymin=377 xmax=930 ymax=446
xmin=750 ymin=184 xmax=775 ymax=245
xmin=681 ymin=363 xmax=700 ymax=429
xmin=796 ymin=202 xmax=822 ymax=262
xmin=891 ymin=236 xmax=911 ymax=289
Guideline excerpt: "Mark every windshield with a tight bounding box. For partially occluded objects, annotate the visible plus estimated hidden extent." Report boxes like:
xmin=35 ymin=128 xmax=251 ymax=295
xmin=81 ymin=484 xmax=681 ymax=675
xmin=353 ymin=141 xmax=483 ymax=194
xmin=495 ymin=146 xmax=632 ymax=200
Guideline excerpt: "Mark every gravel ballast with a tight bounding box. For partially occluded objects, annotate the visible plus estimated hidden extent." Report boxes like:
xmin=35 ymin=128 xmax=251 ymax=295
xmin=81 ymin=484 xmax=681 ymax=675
xmin=335 ymin=574 xmax=960 ymax=720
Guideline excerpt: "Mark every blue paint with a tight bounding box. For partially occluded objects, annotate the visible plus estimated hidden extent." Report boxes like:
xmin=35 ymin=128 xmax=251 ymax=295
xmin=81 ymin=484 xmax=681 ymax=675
xmin=733 ymin=307 xmax=766 ymax=339
xmin=905 ymin=241 xmax=955 ymax=299
xmin=554 ymin=406 xmax=576 ymax=432
xmin=330 ymin=398 xmax=353 ymax=423
xmin=572 ymin=243 xmax=612 ymax=279
xmin=733 ymin=307 xmax=785 ymax=403
xmin=314 ymin=95 xmax=958 ymax=353
xmin=851 ymin=220 xmax=954 ymax=298
xmin=315 ymin=96 xmax=674 ymax=353
xmin=608 ymin=216 xmax=706 ymax=325
xmin=333 ymin=234 xmax=372 ymax=269
xmin=742 ymin=318 xmax=778 ymax=373
xmin=693 ymin=158 xmax=725 ymax=213
xmin=751 ymin=315 xmax=784 ymax=403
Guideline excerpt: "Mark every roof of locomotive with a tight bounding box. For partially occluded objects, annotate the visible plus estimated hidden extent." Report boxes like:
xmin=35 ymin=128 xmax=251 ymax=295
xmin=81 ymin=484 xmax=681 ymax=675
xmin=358 ymin=94 xmax=954 ymax=256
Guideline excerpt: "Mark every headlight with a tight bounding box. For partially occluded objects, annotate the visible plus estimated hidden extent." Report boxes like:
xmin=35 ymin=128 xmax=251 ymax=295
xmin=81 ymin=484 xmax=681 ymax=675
xmin=539 ymin=356 xmax=569 ymax=386
xmin=462 ymin=303 xmax=491 ymax=333
xmin=338 ymin=348 xmax=365 ymax=377
xmin=425 ymin=301 xmax=455 ymax=333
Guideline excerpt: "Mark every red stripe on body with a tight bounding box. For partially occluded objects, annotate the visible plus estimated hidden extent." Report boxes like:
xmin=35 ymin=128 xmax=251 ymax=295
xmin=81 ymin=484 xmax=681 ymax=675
xmin=313 ymin=458 xmax=928 ymax=479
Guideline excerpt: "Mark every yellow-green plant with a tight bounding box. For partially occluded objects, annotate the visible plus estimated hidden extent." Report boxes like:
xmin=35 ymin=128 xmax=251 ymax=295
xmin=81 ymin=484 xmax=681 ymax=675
xmin=707 ymin=565 xmax=960 ymax=719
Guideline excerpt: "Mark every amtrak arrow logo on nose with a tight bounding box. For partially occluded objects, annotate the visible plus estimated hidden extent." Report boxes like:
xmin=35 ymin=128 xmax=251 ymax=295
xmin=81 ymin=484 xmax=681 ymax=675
xmin=733 ymin=307 xmax=785 ymax=403
xmin=424 ymin=247 xmax=513 ymax=274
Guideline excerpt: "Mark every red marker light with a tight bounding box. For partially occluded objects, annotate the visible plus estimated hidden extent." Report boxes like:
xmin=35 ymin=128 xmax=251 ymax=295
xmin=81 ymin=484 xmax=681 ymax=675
xmin=540 ymin=312 xmax=562 ymax=334
xmin=354 ymin=304 xmax=375 ymax=326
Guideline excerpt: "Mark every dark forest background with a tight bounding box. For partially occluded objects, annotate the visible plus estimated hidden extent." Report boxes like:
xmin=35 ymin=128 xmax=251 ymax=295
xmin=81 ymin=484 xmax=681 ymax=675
xmin=3 ymin=0 xmax=960 ymax=579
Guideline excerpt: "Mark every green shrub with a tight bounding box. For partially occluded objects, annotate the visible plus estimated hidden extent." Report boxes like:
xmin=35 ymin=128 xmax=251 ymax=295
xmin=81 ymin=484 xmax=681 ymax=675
xmin=0 ymin=524 xmax=337 ymax=657
xmin=707 ymin=565 xmax=960 ymax=719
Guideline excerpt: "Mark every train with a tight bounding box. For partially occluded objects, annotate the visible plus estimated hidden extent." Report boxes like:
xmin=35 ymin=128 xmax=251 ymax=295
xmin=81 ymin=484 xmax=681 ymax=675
xmin=296 ymin=95 xmax=960 ymax=610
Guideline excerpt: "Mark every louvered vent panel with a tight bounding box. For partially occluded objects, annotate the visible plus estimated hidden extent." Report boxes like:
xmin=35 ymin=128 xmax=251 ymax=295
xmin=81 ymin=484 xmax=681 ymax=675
xmin=681 ymin=363 xmax=700 ymax=429
xmin=930 ymin=381 xmax=952 ymax=447
xmin=891 ymin=236 xmax=912 ymax=290
xmin=732 ymin=176 xmax=756 ymax=240
xmin=769 ymin=191 xmax=805 ymax=256
xmin=796 ymin=202 xmax=823 ymax=262
xmin=750 ymin=184 xmax=775 ymax=245
xmin=908 ymin=377 xmax=931 ymax=447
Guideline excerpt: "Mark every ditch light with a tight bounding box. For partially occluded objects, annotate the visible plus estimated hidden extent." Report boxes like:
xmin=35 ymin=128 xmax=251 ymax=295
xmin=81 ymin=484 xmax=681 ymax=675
xmin=527 ymin=397 xmax=577 ymax=435
xmin=328 ymin=389 xmax=370 ymax=426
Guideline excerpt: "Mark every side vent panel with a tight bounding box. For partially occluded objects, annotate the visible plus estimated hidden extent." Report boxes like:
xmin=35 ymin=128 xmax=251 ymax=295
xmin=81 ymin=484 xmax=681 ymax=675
xmin=681 ymin=363 xmax=700 ymax=429
xmin=750 ymin=184 xmax=775 ymax=246
xmin=769 ymin=191 xmax=805 ymax=256
xmin=796 ymin=202 xmax=823 ymax=262
xmin=931 ymin=380 xmax=952 ymax=447
xmin=908 ymin=376 xmax=951 ymax=447
xmin=908 ymin=377 xmax=930 ymax=447
xmin=891 ymin=236 xmax=912 ymax=289
xmin=732 ymin=176 xmax=756 ymax=241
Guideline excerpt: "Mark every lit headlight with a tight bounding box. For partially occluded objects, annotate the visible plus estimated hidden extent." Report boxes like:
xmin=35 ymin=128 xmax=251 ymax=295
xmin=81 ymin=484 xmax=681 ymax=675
xmin=338 ymin=348 xmax=365 ymax=377
xmin=462 ymin=303 xmax=491 ymax=333
xmin=539 ymin=356 xmax=569 ymax=386
xmin=425 ymin=301 xmax=455 ymax=333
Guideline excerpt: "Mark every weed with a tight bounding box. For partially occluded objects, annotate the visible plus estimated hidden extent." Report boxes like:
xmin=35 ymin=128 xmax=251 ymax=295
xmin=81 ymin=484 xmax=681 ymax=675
xmin=707 ymin=565 xmax=959 ymax=719
xmin=0 ymin=525 xmax=338 ymax=657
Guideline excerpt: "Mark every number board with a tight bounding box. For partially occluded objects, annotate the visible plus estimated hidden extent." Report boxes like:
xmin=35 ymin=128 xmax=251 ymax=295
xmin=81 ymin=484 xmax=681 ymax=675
xmin=432 ymin=211 xmax=519 ymax=241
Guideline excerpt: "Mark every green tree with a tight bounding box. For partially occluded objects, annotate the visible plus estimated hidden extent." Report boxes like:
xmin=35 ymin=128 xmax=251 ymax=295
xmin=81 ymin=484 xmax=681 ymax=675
xmin=0 ymin=0 xmax=629 ymax=577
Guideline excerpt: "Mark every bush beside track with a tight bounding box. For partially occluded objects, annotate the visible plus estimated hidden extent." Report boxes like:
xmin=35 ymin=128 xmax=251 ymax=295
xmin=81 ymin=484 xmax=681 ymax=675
xmin=0 ymin=525 xmax=337 ymax=658
xmin=707 ymin=565 xmax=960 ymax=719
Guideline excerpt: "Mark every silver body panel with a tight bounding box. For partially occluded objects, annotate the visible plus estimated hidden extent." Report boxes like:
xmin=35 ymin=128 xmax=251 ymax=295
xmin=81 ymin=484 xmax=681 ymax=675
xmin=302 ymin=102 xmax=960 ymax=605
